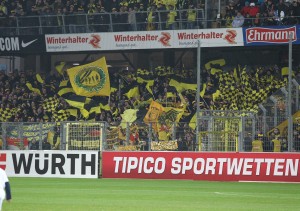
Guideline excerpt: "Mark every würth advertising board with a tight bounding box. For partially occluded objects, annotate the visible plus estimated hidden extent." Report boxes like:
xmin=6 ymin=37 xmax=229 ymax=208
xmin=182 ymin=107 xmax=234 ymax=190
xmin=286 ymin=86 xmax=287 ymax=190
xmin=0 ymin=151 xmax=98 ymax=178
xmin=102 ymin=152 xmax=300 ymax=182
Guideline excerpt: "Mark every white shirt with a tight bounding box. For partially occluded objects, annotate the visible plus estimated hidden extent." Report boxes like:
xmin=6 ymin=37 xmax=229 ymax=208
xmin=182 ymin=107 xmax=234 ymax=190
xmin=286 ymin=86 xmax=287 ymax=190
xmin=0 ymin=168 xmax=8 ymax=189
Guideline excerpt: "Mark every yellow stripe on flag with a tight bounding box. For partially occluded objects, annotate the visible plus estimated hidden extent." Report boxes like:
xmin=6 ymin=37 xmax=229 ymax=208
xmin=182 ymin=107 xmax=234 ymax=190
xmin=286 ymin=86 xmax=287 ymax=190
xmin=26 ymin=83 xmax=41 ymax=95
xmin=36 ymin=74 xmax=44 ymax=84
xmin=56 ymin=62 xmax=66 ymax=75
xmin=205 ymin=59 xmax=226 ymax=69
xmin=281 ymin=67 xmax=288 ymax=76
xmin=125 ymin=87 xmax=139 ymax=98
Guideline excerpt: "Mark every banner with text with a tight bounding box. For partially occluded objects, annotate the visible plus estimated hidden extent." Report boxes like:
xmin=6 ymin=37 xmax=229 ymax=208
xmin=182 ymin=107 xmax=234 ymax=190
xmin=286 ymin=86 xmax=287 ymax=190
xmin=102 ymin=151 xmax=300 ymax=182
xmin=45 ymin=28 xmax=244 ymax=52
xmin=243 ymin=25 xmax=300 ymax=46
xmin=0 ymin=151 xmax=99 ymax=178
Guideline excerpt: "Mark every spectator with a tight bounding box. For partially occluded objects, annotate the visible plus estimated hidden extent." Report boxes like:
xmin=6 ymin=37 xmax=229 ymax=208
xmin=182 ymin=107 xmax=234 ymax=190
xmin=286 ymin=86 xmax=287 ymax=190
xmin=41 ymin=6 xmax=55 ymax=34
xmin=0 ymin=10 xmax=7 ymax=31
xmin=54 ymin=7 xmax=64 ymax=33
xmin=166 ymin=5 xmax=177 ymax=30
xmin=66 ymin=5 xmax=76 ymax=33
xmin=111 ymin=7 xmax=120 ymax=31
xmin=235 ymin=0 xmax=247 ymax=10
xmin=253 ymin=12 xmax=262 ymax=25
xmin=157 ymin=3 xmax=167 ymax=30
xmin=282 ymin=7 xmax=298 ymax=24
xmin=232 ymin=11 xmax=245 ymax=27
xmin=289 ymin=1 xmax=300 ymax=23
xmin=226 ymin=1 xmax=237 ymax=16
xmin=277 ymin=0 xmax=289 ymax=19
xmin=119 ymin=5 xmax=129 ymax=31
xmin=222 ymin=10 xmax=234 ymax=27
xmin=136 ymin=3 xmax=147 ymax=31
xmin=128 ymin=7 xmax=137 ymax=31
xmin=75 ymin=6 xmax=86 ymax=33
xmin=249 ymin=2 xmax=260 ymax=17
xmin=53 ymin=0 xmax=63 ymax=12
xmin=29 ymin=138 xmax=40 ymax=150
xmin=243 ymin=13 xmax=253 ymax=26
xmin=241 ymin=1 xmax=251 ymax=16
xmin=109 ymin=0 xmax=119 ymax=12
xmin=0 ymin=1 xmax=7 ymax=15
xmin=294 ymin=130 xmax=300 ymax=151
xmin=147 ymin=4 xmax=157 ymax=30
xmin=186 ymin=4 xmax=196 ymax=29
xmin=252 ymin=134 xmax=264 ymax=152
xmin=264 ymin=11 xmax=277 ymax=25
xmin=93 ymin=6 xmax=109 ymax=32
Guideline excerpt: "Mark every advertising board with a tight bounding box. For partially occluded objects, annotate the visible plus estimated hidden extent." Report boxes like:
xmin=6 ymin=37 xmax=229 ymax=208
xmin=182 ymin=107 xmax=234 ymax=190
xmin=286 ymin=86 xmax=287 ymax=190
xmin=45 ymin=28 xmax=244 ymax=52
xmin=102 ymin=151 xmax=300 ymax=182
xmin=0 ymin=151 xmax=99 ymax=178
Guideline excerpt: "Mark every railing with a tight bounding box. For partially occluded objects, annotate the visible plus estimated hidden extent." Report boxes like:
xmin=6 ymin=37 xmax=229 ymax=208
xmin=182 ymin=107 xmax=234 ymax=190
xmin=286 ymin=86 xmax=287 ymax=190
xmin=0 ymin=9 xmax=204 ymax=36
xmin=1 ymin=10 xmax=299 ymax=36
xmin=257 ymin=79 xmax=300 ymax=138
xmin=1 ymin=112 xmax=299 ymax=152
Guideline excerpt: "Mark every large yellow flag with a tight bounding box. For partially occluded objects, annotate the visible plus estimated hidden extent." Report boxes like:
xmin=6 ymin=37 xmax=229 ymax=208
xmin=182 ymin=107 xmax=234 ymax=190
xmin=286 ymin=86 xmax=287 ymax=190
xmin=144 ymin=101 xmax=164 ymax=123
xmin=144 ymin=101 xmax=164 ymax=131
xmin=67 ymin=57 xmax=110 ymax=97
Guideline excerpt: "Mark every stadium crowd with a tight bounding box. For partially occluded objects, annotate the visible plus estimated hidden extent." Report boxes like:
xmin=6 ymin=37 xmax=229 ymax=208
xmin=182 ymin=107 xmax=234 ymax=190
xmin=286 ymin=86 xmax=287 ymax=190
xmin=0 ymin=61 xmax=299 ymax=151
xmin=0 ymin=0 xmax=205 ymax=33
xmin=0 ymin=0 xmax=199 ymax=16
xmin=221 ymin=0 xmax=300 ymax=28
xmin=0 ymin=0 xmax=299 ymax=32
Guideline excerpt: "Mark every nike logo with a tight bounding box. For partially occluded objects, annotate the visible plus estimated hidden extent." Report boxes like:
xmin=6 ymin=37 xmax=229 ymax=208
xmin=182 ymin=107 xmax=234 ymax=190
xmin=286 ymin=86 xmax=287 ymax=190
xmin=21 ymin=39 xmax=38 ymax=48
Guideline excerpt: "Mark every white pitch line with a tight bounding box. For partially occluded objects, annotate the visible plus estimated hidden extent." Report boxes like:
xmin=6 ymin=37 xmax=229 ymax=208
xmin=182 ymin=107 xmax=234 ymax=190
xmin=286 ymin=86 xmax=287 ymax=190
xmin=213 ymin=192 xmax=300 ymax=199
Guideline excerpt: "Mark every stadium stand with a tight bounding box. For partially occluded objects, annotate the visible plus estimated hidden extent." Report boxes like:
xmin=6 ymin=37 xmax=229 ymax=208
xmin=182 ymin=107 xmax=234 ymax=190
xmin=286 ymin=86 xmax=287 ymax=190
xmin=0 ymin=0 xmax=299 ymax=34
xmin=0 ymin=61 xmax=299 ymax=151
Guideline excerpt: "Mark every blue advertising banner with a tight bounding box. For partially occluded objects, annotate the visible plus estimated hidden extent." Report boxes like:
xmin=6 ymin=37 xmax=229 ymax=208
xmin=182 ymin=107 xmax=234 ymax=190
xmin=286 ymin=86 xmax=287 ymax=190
xmin=243 ymin=25 xmax=300 ymax=46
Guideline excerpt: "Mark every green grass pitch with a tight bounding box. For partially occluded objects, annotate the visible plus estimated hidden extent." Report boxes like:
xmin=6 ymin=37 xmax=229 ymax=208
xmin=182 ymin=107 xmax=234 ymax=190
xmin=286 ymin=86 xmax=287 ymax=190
xmin=3 ymin=177 xmax=300 ymax=211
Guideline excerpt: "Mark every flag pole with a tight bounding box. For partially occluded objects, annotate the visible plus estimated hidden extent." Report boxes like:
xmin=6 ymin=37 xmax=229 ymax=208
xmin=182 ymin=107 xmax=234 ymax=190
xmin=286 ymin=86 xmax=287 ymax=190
xmin=196 ymin=40 xmax=201 ymax=151
xmin=288 ymin=33 xmax=293 ymax=152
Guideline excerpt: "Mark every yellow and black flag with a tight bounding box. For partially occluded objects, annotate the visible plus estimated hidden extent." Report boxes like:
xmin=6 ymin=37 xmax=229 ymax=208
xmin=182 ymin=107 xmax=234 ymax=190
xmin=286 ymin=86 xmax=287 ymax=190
xmin=64 ymin=95 xmax=86 ymax=110
xmin=0 ymin=108 xmax=19 ymax=122
xmin=58 ymin=80 xmax=74 ymax=97
xmin=53 ymin=110 xmax=70 ymax=122
xmin=55 ymin=62 xmax=66 ymax=75
xmin=42 ymin=97 xmax=60 ymax=112
xmin=158 ymin=107 xmax=184 ymax=125
xmin=36 ymin=74 xmax=44 ymax=84
xmin=26 ymin=83 xmax=41 ymax=95
xmin=144 ymin=101 xmax=164 ymax=131
xmin=67 ymin=57 xmax=111 ymax=97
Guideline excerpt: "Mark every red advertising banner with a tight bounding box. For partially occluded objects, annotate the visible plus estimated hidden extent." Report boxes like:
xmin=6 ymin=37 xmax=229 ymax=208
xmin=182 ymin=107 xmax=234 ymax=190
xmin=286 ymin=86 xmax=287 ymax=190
xmin=102 ymin=152 xmax=300 ymax=182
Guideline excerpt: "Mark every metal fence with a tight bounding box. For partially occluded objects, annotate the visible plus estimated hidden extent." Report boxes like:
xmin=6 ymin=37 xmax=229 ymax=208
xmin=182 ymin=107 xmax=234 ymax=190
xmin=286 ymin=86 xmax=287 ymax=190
xmin=61 ymin=121 xmax=106 ymax=151
xmin=0 ymin=9 xmax=204 ymax=36
xmin=0 ymin=113 xmax=299 ymax=153
xmin=1 ymin=122 xmax=59 ymax=150
xmin=196 ymin=110 xmax=255 ymax=152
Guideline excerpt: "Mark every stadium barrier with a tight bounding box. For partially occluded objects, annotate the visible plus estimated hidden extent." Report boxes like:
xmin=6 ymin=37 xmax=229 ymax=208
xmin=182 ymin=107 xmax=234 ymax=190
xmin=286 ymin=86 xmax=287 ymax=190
xmin=0 ymin=115 xmax=299 ymax=153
